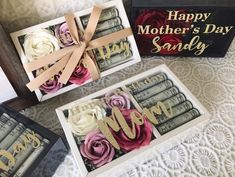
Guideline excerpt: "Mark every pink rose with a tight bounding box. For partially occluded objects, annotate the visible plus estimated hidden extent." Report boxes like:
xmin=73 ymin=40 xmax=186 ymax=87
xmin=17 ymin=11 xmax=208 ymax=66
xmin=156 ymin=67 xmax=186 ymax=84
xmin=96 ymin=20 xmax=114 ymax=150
xmin=69 ymin=64 xmax=91 ymax=85
xmin=39 ymin=75 xmax=62 ymax=93
xmin=55 ymin=22 xmax=74 ymax=47
xmin=36 ymin=69 xmax=62 ymax=94
xmin=104 ymin=90 xmax=131 ymax=110
xmin=80 ymin=130 xmax=115 ymax=168
xmin=111 ymin=109 xmax=153 ymax=153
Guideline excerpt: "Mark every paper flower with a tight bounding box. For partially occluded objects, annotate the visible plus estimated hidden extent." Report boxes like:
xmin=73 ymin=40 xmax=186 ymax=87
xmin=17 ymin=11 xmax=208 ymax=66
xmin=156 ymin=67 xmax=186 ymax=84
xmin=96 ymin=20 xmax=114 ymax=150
xmin=23 ymin=29 xmax=60 ymax=62
xmin=104 ymin=90 xmax=131 ymax=110
xmin=80 ymin=130 xmax=115 ymax=167
xmin=68 ymin=100 xmax=106 ymax=136
xmin=111 ymin=109 xmax=153 ymax=153
xmin=69 ymin=64 xmax=91 ymax=85
xmin=55 ymin=22 xmax=74 ymax=47
xmin=36 ymin=68 xmax=62 ymax=94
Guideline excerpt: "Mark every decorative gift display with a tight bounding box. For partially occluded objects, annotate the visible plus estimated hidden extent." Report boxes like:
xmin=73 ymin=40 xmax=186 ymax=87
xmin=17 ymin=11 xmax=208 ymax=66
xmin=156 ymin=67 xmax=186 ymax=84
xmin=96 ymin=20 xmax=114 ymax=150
xmin=10 ymin=0 xmax=141 ymax=101
xmin=131 ymin=0 xmax=235 ymax=57
xmin=0 ymin=105 xmax=67 ymax=177
xmin=56 ymin=64 xmax=210 ymax=177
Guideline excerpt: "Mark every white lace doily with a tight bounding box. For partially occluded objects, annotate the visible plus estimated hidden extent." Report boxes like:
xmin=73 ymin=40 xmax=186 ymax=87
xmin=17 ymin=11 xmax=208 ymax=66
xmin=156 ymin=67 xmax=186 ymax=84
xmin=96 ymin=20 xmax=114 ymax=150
xmin=1 ymin=0 xmax=235 ymax=176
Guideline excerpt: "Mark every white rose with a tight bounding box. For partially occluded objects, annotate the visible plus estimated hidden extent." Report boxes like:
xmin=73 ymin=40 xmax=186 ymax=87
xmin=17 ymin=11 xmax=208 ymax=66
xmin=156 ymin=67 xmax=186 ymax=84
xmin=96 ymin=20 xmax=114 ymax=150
xmin=23 ymin=29 xmax=60 ymax=62
xmin=68 ymin=99 xmax=106 ymax=136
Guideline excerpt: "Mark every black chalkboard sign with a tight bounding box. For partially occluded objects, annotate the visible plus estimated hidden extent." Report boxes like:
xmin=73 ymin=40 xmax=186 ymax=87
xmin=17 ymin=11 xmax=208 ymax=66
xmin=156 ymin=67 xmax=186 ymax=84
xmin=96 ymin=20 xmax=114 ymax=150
xmin=131 ymin=0 xmax=235 ymax=57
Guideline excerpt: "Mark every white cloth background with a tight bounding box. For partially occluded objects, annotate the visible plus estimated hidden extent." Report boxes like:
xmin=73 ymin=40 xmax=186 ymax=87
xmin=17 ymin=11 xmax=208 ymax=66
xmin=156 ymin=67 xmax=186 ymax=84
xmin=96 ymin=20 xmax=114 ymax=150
xmin=0 ymin=0 xmax=235 ymax=177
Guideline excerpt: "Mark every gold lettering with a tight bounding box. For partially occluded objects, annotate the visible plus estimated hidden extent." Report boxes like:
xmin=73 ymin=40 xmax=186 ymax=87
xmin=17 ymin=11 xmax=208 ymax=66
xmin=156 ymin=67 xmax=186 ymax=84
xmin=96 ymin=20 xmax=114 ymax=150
xmin=130 ymin=111 xmax=145 ymax=126
xmin=112 ymin=107 xmax=136 ymax=139
xmin=144 ymin=77 xmax=152 ymax=85
xmin=121 ymin=42 xmax=131 ymax=57
xmin=13 ymin=143 xmax=25 ymax=154
xmin=151 ymin=35 xmax=210 ymax=55
xmin=98 ymin=101 xmax=173 ymax=150
xmin=0 ymin=150 xmax=15 ymax=171
xmin=167 ymin=11 xmax=179 ymax=21
xmin=97 ymin=47 xmax=106 ymax=60
xmin=142 ymin=108 xmax=158 ymax=124
xmin=151 ymin=36 xmax=161 ymax=53
xmin=0 ymin=131 xmax=41 ymax=173
xmin=26 ymin=132 xmax=41 ymax=148
xmin=150 ymin=101 xmax=173 ymax=118
xmin=137 ymin=25 xmax=151 ymax=34
xmin=97 ymin=41 xmax=131 ymax=60
xmin=97 ymin=111 xmax=121 ymax=150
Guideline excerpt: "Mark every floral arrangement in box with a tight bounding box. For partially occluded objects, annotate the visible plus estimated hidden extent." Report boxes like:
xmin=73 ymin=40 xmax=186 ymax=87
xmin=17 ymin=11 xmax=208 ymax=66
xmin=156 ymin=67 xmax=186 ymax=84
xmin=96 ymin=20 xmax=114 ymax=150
xmin=66 ymin=89 xmax=153 ymax=171
xmin=56 ymin=65 xmax=210 ymax=177
xmin=11 ymin=0 xmax=141 ymax=101
xmin=18 ymin=25 xmax=91 ymax=95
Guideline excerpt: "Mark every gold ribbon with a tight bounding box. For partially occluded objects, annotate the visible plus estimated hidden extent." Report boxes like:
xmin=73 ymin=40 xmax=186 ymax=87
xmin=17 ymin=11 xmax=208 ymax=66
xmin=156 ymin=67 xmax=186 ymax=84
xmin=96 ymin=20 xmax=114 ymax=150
xmin=24 ymin=6 xmax=133 ymax=91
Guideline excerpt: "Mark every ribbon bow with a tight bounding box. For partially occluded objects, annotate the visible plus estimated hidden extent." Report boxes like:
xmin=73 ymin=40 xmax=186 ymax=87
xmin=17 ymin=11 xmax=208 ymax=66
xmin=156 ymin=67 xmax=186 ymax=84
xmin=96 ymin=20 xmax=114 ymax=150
xmin=24 ymin=6 xmax=133 ymax=91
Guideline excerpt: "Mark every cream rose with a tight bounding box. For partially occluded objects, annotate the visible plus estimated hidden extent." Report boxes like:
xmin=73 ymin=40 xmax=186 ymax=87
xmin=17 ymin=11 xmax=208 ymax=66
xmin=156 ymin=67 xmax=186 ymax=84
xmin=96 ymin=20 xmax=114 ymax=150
xmin=68 ymin=100 xmax=106 ymax=136
xmin=23 ymin=29 xmax=60 ymax=62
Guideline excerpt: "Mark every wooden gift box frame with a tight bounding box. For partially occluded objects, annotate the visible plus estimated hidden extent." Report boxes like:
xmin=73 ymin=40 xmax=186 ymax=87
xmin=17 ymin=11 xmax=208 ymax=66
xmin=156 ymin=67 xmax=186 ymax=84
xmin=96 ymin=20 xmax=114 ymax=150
xmin=0 ymin=105 xmax=67 ymax=177
xmin=56 ymin=64 xmax=210 ymax=177
xmin=10 ymin=0 xmax=141 ymax=102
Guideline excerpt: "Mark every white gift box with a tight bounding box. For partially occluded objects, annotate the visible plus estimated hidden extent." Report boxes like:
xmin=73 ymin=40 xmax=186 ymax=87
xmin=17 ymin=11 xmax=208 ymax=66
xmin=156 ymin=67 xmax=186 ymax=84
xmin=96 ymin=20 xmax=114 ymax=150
xmin=0 ymin=67 xmax=17 ymax=103
xmin=56 ymin=64 xmax=210 ymax=177
xmin=10 ymin=0 xmax=141 ymax=101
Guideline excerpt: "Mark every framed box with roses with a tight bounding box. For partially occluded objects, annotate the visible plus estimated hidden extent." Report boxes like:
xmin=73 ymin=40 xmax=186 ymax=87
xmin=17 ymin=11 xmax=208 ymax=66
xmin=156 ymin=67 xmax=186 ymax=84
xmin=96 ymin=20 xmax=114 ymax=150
xmin=56 ymin=64 xmax=210 ymax=177
xmin=10 ymin=0 xmax=141 ymax=102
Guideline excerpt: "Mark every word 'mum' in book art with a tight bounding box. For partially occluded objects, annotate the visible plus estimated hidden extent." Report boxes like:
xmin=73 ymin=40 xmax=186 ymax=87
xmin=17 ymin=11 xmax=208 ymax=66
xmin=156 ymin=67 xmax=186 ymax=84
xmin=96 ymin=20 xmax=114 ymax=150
xmin=56 ymin=65 xmax=210 ymax=177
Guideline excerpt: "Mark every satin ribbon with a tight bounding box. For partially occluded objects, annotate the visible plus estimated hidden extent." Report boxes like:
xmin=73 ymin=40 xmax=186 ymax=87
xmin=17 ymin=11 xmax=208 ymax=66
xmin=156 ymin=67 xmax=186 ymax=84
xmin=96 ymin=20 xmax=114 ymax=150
xmin=24 ymin=6 xmax=133 ymax=91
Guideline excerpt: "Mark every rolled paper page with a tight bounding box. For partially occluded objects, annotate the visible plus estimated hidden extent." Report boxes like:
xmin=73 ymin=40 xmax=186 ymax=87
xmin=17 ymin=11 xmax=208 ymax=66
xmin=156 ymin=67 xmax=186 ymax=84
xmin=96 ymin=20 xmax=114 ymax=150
xmin=134 ymin=80 xmax=173 ymax=102
xmin=95 ymin=17 xmax=122 ymax=33
xmin=0 ymin=129 xmax=31 ymax=173
xmin=13 ymin=139 xmax=50 ymax=177
xmin=0 ymin=172 xmax=8 ymax=177
xmin=126 ymin=73 xmax=168 ymax=94
xmin=0 ymin=116 xmax=18 ymax=142
xmin=156 ymin=101 xmax=193 ymax=125
xmin=139 ymin=86 xmax=179 ymax=108
xmin=157 ymin=108 xmax=200 ymax=135
xmin=98 ymin=51 xmax=133 ymax=71
xmin=162 ymin=93 xmax=186 ymax=108
xmin=95 ymin=40 xmax=130 ymax=61
xmin=5 ymin=131 xmax=42 ymax=176
xmin=94 ymin=25 xmax=124 ymax=39
xmin=7 ymin=146 xmax=34 ymax=175
xmin=0 ymin=114 xmax=9 ymax=127
xmin=81 ymin=7 xmax=119 ymax=26
xmin=5 ymin=129 xmax=31 ymax=152
xmin=0 ymin=120 xmax=4 ymax=127
xmin=7 ymin=134 xmax=42 ymax=175
xmin=0 ymin=123 xmax=26 ymax=150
